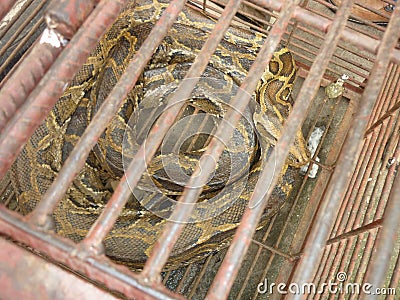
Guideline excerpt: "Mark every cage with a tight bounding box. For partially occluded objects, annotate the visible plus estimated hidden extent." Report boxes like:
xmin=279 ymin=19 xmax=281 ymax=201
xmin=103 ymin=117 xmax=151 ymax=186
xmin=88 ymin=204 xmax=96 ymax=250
xmin=0 ymin=0 xmax=399 ymax=299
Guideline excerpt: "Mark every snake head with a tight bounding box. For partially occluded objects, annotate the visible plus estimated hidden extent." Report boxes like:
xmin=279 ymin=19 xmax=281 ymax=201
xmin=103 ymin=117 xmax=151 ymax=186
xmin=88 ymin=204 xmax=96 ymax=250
xmin=253 ymin=102 xmax=310 ymax=168
xmin=287 ymin=130 xmax=311 ymax=167
xmin=253 ymin=47 xmax=310 ymax=167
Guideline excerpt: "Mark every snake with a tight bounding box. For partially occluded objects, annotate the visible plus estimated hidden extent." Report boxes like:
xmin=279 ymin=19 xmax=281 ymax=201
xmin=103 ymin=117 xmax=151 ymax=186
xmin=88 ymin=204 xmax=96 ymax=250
xmin=10 ymin=0 xmax=310 ymax=270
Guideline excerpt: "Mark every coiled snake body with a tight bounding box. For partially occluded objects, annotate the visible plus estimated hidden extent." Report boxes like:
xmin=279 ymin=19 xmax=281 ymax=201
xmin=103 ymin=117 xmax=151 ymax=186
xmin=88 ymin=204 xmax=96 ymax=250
xmin=11 ymin=0 xmax=309 ymax=269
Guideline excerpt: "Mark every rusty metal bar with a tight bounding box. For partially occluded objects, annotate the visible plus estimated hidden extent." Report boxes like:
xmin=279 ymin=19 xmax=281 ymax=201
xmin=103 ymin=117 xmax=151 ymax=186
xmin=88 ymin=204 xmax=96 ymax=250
xmin=388 ymin=252 xmax=400 ymax=294
xmin=137 ymin=0 xmax=246 ymax=279
xmin=271 ymin=96 xmax=358 ymax=300
xmin=216 ymin=0 xmax=270 ymax=24
xmin=287 ymin=4 xmax=400 ymax=296
xmin=0 ymin=237 xmax=118 ymax=300
xmin=252 ymin=95 xmax=344 ymax=299
xmin=45 ymin=0 xmax=100 ymax=40
xmin=0 ymin=0 xmax=35 ymax=41
xmin=238 ymin=215 xmax=277 ymax=299
xmin=289 ymin=38 xmax=367 ymax=85
xmin=322 ymin=0 xmax=390 ymax=22
xmin=250 ymin=239 xmax=297 ymax=261
xmin=297 ymin=65 xmax=363 ymax=99
xmin=0 ymin=0 xmax=16 ymax=21
xmin=295 ymin=24 xmax=374 ymax=70
xmin=188 ymin=255 xmax=214 ymax=298
xmin=373 ymin=67 xmax=399 ymax=125
xmin=366 ymin=118 xmax=400 ymax=222
xmin=311 ymin=243 xmax=337 ymax=300
xmin=196 ymin=0 xmax=375 ymax=86
xmin=378 ymin=65 xmax=400 ymax=114
xmin=322 ymin=117 xmax=400 ymax=295
xmin=290 ymin=43 xmax=366 ymax=88
xmin=0 ymin=16 xmax=45 ymax=79
xmin=315 ymin=241 xmax=343 ymax=295
xmin=246 ymin=92 xmax=343 ymax=299
xmin=0 ymin=28 xmax=51 ymax=134
xmin=0 ymin=1 xmax=397 ymax=298
xmin=348 ymin=233 xmax=375 ymax=292
xmin=316 ymin=0 xmax=386 ymax=33
xmin=338 ymin=133 xmax=377 ymax=233
xmin=0 ymin=0 xmax=98 ymax=134
xmin=309 ymin=244 xmax=331 ymax=300
xmin=174 ymin=265 xmax=193 ymax=293
xmin=203 ymin=0 xmax=394 ymax=69
xmin=252 ymin=0 xmax=400 ymax=64
xmin=326 ymin=219 xmax=382 ymax=245
xmin=329 ymin=129 xmax=376 ymax=237
xmin=362 ymin=145 xmax=400 ymax=297
xmin=144 ymin=0 xmax=306 ymax=285
xmin=0 ymin=207 xmax=184 ymax=300
xmin=350 ymin=119 xmax=395 ymax=228
xmin=319 ymin=72 xmax=400 ymax=295
xmin=352 ymin=231 xmax=378 ymax=287
xmin=206 ymin=0 xmax=355 ymax=298
xmin=367 ymin=64 xmax=398 ymax=129
xmin=331 ymin=85 xmax=399 ymax=235
xmin=367 ymin=100 xmax=400 ymax=136
xmin=329 ymin=134 xmax=369 ymax=237
xmin=363 ymin=146 xmax=400 ymax=287
xmin=366 ymin=67 xmax=400 ymax=134
xmin=0 ymin=0 xmax=126 ymax=179
xmin=27 ymin=0 xmax=185 ymax=228
xmin=0 ymin=0 xmax=48 ymax=58
xmin=314 ymin=54 xmax=396 ymax=300
xmin=3 ymin=190 xmax=15 ymax=207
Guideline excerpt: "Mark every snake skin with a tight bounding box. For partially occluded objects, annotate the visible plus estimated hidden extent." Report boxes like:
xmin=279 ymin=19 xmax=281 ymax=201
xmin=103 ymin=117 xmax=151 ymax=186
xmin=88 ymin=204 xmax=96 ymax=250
xmin=11 ymin=0 xmax=310 ymax=270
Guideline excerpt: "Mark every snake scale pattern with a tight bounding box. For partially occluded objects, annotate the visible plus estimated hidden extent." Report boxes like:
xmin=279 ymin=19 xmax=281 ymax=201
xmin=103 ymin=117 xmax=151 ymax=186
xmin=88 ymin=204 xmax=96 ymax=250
xmin=11 ymin=0 xmax=309 ymax=270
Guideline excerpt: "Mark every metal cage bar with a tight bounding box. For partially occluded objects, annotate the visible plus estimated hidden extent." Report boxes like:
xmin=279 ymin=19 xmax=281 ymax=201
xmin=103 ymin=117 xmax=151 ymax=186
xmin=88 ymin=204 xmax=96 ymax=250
xmin=0 ymin=0 xmax=128 ymax=178
xmin=0 ymin=0 xmax=17 ymax=21
xmin=288 ymin=3 xmax=400 ymax=298
xmin=0 ymin=0 xmax=99 ymax=133
xmin=0 ymin=0 xmax=399 ymax=299
xmin=28 ymin=0 xmax=186 ymax=230
xmin=207 ymin=0 xmax=356 ymax=298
